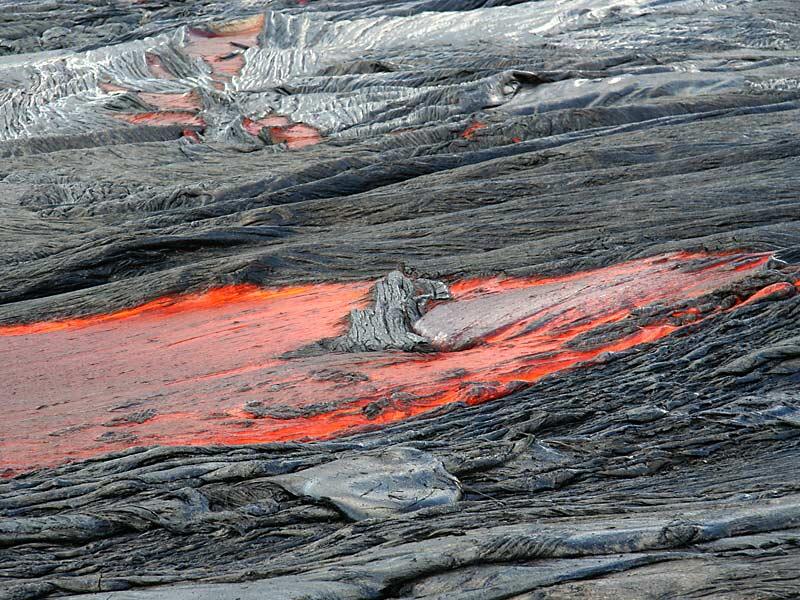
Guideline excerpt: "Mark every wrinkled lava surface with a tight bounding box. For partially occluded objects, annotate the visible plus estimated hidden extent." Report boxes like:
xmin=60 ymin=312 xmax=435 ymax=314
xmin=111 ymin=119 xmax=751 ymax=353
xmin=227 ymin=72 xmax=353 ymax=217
xmin=0 ymin=251 xmax=772 ymax=473
xmin=3 ymin=0 xmax=800 ymax=597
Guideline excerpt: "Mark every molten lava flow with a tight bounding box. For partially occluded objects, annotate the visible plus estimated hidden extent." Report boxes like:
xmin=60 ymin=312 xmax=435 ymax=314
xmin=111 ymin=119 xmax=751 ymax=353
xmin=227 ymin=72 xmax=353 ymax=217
xmin=116 ymin=112 xmax=205 ymax=127
xmin=137 ymin=92 xmax=202 ymax=111
xmin=242 ymin=117 xmax=324 ymax=148
xmin=269 ymin=123 xmax=323 ymax=148
xmin=0 ymin=252 xmax=776 ymax=474
xmin=185 ymin=15 xmax=265 ymax=82
xmin=461 ymin=121 xmax=487 ymax=140
xmin=242 ymin=116 xmax=291 ymax=136
xmin=739 ymin=281 xmax=796 ymax=306
xmin=99 ymin=15 xmax=324 ymax=149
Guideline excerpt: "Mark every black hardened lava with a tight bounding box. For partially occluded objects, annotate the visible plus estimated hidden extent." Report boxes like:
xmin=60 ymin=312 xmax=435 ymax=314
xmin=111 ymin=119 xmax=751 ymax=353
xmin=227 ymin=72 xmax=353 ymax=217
xmin=3 ymin=1 xmax=800 ymax=599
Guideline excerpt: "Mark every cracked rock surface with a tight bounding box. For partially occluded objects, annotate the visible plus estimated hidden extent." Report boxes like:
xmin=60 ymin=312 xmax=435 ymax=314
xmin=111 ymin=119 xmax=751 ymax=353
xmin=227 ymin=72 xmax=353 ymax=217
xmin=320 ymin=271 xmax=451 ymax=353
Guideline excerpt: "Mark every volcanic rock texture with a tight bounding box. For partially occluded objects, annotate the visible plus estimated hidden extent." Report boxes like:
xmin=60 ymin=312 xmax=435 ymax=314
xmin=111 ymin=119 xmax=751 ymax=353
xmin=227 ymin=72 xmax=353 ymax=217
xmin=3 ymin=0 xmax=800 ymax=598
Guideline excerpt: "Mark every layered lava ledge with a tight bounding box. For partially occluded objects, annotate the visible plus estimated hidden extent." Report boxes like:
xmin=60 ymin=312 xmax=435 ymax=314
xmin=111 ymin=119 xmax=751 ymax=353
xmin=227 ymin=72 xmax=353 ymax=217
xmin=0 ymin=251 xmax=781 ymax=474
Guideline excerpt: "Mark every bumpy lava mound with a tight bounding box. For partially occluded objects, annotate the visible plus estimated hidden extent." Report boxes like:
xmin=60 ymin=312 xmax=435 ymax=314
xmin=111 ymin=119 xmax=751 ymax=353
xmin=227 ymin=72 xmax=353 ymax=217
xmin=2 ymin=1 xmax=800 ymax=599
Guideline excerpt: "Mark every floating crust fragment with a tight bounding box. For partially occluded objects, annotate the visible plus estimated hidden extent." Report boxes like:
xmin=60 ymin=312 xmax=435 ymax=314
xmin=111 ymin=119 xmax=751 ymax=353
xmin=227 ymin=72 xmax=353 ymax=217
xmin=316 ymin=270 xmax=452 ymax=354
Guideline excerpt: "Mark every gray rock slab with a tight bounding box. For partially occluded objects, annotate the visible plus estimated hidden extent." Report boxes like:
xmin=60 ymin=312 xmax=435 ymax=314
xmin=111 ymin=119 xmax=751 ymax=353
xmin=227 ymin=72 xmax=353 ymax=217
xmin=271 ymin=446 xmax=462 ymax=520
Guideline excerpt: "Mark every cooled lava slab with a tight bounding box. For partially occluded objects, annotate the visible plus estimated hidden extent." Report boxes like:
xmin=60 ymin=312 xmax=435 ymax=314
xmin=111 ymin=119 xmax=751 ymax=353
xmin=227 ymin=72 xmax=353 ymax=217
xmin=3 ymin=0 xmax=800 ymax=599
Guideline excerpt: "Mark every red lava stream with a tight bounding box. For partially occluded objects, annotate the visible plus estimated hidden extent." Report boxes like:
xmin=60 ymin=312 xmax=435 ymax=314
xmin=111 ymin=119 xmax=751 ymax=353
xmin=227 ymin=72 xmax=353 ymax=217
xmin=0 ymin=252 xmax=777 ymax=474
xmin=101 ymin=15 xmax=324 ymax=148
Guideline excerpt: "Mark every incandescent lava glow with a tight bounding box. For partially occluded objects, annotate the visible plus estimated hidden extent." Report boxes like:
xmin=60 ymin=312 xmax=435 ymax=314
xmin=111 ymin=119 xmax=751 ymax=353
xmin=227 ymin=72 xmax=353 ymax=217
xmin=99 ymin=14 xmax=323 ymax=149
xmin=461 ymin=121 xmax=487 ymax=140
xmin=0 ymin=252 xmax=776 ymax=474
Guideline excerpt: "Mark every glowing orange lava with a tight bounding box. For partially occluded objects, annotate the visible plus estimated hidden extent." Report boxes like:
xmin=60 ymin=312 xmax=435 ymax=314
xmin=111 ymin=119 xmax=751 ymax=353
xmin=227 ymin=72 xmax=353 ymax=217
xmin=185 ymin=15 xmax=265 ymax=82
xmin=100 ymin=15 xmax=324 ymax=149
xmin=269 ymin=123 xmax=323 ymax=148
xmin=241 ymin=116 xmax=323 ymax=147
xmin=461 ymin=121 xmax=487 ymax=140
xmin=242 ymin=116 xmax=291 ymax=136
xmin=138 ymin=91 xmax=202 ymax=112
xmin=116 ymin=111 xmax=205 ymax=127
xmin=0 ymin=252 xmax=776 ymax=475
xmin=739 ymin=281 xmax=797 ymax=306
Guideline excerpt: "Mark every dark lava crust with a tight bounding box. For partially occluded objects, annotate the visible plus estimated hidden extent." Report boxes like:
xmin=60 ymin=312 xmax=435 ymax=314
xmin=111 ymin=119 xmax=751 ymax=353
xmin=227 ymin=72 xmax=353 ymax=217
xmin=3 ymin=1 xmax=800 ymax=599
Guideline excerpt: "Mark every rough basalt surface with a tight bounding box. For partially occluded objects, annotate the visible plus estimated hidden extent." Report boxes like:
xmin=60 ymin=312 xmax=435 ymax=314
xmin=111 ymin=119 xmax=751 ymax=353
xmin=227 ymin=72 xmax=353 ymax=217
xmin=2 ymin=0 xmax=800 ymax=599
xmin=313 ymin=270 xmax=451 ymax=354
